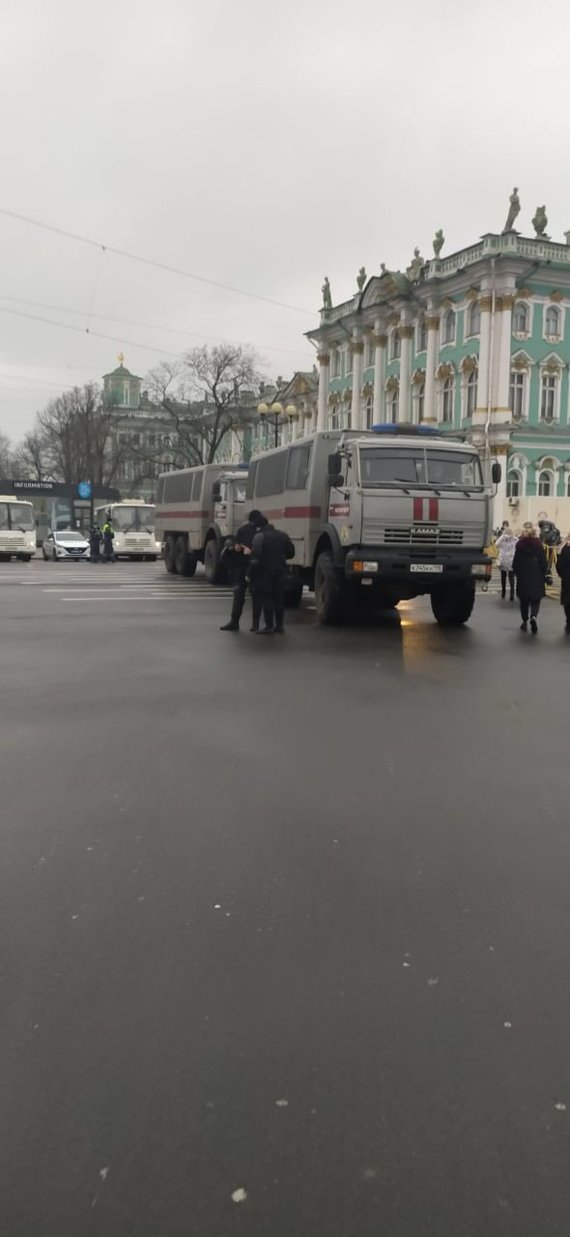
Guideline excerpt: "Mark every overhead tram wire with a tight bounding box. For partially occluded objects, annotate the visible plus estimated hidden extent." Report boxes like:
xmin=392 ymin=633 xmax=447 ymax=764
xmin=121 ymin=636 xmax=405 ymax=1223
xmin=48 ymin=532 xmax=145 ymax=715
xmin=0 ymin=304 xmax=180 ymax=359
xmin=0 ymin=207 xmax=314 ymax=317
xmin=0 ymin=293 xmax=314 ymax=360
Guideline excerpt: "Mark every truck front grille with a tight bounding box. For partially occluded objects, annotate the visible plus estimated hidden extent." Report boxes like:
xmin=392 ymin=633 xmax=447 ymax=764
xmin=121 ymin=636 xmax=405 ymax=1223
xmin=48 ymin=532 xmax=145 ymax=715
xmin=384 ymin=527 xmax=464 ymax=546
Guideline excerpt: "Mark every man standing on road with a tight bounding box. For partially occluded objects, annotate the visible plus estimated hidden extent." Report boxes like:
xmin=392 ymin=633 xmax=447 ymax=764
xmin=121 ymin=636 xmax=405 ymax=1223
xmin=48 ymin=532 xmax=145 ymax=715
xmin=220 ymin=510 xmax=267 ymax=632
xmin=102 ymin=519 xmax=115 ymax=563
xmin=249 ymin=522 xmax=295 ymax=635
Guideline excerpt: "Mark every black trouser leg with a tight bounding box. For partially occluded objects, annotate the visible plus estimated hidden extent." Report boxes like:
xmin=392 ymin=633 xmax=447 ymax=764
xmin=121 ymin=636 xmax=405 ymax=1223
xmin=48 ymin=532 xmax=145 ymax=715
xmin=273 ymin=576 xmax=285 ymax=630
xmin=520 ymin=598 xmax=529 ymax=622
xmin=564 ymin=604 xmax=570 ymax=629
xmin=508 ymin=570 xmax=515 ymax=600
xmin=500 ymin=569 xmax=507 ymax=597
xmin=230 ymin=577 xmax=247 ymax=625
xmin=251 ymin=592 xmax=262 ymax=630
xmin=262 ymin=591 xmax=274 ymax=630
xmin=530 ymin=599 xmax=540 ymax=620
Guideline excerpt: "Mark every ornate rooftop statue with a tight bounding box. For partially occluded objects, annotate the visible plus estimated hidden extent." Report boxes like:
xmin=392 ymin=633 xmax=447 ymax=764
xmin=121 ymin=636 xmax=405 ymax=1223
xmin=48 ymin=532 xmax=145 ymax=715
xmin=406 ymin=246 xmax=425 ymax=283
xmin=433 ymin=229 xmax=444 ymax=257
xmin=532 ymin=205 xmax=548 ymax=237
xmin=503 ymin=187 xmax=520 ymax=233
xmin=356 ymin=266 xmax=367 ymax=291
xmin=321 ymin=276 xmax=332 ymax=309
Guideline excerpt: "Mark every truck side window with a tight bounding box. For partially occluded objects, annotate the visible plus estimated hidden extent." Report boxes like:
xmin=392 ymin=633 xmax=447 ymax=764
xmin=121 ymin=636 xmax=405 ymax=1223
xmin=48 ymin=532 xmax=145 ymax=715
xmin=246 ymin=462 xmax=258 ymax=499
xmin=164 ymin=472 xmax=192 ymax=503
xmin=286 ymin=444 xmax=311 ymax=490
xmin=257 ymin=451 xmax=287 ymax=497
xmin=191 ymin=470 xmax=204 ymax=501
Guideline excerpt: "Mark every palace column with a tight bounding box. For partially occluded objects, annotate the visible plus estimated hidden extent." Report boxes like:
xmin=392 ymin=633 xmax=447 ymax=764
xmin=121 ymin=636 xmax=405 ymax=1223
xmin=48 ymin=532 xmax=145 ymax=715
xmin=316 ymin=348 xmax=330 ymax=431
xmin=398 ymin=322 xmax=414 ymax=422
xmin=350 ymin=334 xmax=364 ymax=429
xmin=373 ymin=321 xmax=387 ymax=424
xmin=423 ymin=313 xmax=440 ymax=424
xmin=473 ymin=293 xmax=493 ymax=425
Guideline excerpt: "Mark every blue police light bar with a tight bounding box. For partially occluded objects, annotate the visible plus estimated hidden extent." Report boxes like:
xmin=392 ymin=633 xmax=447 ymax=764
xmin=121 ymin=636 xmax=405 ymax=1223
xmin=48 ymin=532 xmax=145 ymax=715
xmin=371 ymin=423 xmax=441 ymax=437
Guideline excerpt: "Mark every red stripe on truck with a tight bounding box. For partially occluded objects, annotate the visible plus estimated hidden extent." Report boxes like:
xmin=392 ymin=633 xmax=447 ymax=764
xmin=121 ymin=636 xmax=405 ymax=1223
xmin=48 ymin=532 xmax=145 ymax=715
xmin=264 ymin=506 xmax=321 ymax=520
xmin=428 ymin=498 xmax=439 ymax=521
xmin=413 ymin=498 xmax=423 ymax=521
xmin=157 ymin=509 xmax=210 ymax=519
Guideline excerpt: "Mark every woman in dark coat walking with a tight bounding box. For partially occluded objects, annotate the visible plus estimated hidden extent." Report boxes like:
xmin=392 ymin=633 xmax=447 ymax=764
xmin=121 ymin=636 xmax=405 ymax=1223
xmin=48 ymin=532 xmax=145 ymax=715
xmin=512 ymin=522 xmax=548 ymax=634
xmin=556 ymin=535 xmax=570 ymax=633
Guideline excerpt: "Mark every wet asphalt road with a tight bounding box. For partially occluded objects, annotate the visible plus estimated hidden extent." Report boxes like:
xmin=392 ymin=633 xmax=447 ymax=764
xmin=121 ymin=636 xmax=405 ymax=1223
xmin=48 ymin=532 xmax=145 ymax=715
xmin=1 ymin=561 xmax=570 ymax=1236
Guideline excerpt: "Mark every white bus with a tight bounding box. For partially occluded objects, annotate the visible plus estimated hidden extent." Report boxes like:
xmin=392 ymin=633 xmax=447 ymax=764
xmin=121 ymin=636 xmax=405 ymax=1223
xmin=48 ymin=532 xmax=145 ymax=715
xmin=0 ymin=496 xmax=36 ymax=561
xmin=94 ymin=501 xmax=159 ymax=560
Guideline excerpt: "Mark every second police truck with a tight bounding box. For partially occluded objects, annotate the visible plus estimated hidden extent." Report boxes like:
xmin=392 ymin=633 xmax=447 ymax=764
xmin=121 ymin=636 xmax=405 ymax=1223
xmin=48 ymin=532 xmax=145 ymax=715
xmin=245 ymin=425 xmax=500 ymax=626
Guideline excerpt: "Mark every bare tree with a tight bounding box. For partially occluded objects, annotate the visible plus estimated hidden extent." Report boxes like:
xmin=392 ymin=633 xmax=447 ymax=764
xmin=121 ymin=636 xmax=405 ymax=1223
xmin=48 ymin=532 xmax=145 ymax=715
xmin=13 ymin=430 xmax=50 ymax=481
xmin=35 ymin=383 xmax=125 ymax=485
xmin=135 ymin=345 xmax=261 ymax=480
xmin=0 ymin=430 xmax=15 ymax=477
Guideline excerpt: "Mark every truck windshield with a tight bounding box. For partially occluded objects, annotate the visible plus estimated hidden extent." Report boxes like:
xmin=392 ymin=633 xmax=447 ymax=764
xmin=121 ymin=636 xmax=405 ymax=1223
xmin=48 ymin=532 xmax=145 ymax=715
xmin=359 ymin=448 xmax=483 ymax=489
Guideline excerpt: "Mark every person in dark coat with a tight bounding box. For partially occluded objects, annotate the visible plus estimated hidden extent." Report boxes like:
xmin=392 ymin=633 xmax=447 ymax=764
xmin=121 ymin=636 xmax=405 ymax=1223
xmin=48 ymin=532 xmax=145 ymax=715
xmin=219 ymin=510 xmax=267 ymax=632
xmin=555 ymin=535 xmax=570 ymax=633
xmin=249 ymin=523 xmax=296 ymax=634
xmin=512 ymin=522 xmax=548 ymax=634
xmin=89 ymin=523 xmax=102 ymax=563
xmin=102 ymin=519 xmax=115 ymax=562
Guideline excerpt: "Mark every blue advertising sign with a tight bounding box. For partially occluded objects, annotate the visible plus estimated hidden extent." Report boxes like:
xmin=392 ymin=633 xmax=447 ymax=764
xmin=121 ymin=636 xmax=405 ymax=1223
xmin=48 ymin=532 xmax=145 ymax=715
xmin=77 ymin=481 xmax=92 ymax=500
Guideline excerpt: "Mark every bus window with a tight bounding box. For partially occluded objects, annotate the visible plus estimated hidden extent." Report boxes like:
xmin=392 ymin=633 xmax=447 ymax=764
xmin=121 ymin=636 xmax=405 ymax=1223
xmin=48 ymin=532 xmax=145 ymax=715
xmin=191 ymin=470 xmax=204 ymax=501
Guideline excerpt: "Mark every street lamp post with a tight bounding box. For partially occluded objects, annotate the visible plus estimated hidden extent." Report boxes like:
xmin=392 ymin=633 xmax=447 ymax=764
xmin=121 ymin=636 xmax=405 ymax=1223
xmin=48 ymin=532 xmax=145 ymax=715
xmin=256 ymin=401 xmax=299 ymax=448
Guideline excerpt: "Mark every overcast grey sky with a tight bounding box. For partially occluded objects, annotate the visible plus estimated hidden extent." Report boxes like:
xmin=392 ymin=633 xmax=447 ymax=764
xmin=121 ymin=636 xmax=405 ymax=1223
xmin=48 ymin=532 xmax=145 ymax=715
xmin=1 ymin=0 xmax=569 ymax=439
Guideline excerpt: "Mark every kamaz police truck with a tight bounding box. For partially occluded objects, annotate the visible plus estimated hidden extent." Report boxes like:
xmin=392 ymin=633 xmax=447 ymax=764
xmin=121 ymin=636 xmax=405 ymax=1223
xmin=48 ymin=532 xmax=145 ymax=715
xmin=155 ymin=464 xmax=247 ymax=582
xmin=245 ymin=426 xmax=500 ymax=626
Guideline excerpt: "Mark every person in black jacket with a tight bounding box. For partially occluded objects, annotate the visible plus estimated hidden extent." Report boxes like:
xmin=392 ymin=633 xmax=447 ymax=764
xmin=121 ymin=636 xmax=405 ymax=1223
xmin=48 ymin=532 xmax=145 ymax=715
xmin=249 ymin=523 xmax=295 ymax=634
xmin=512 ymin=522 xmax=548 ymax=634
xmin=556 ymin=535 xmax=570 ymax=633
xmin=220 ymin=510 xmax=267 ymax=632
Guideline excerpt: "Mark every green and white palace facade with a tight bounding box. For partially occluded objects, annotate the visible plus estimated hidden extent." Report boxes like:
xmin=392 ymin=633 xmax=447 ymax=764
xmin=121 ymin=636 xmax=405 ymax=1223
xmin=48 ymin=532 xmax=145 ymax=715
xmin=309 ymin=230 xmax=570 ymax=530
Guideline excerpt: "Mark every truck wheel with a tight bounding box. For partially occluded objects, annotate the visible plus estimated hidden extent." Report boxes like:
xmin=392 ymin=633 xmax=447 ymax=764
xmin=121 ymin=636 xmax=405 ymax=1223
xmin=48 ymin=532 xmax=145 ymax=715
xmin=314 ymin=552 xmax=345 ymax=625
xmin=204 ymin=538 xmax=226 ymax=584
xmin=284 ymin=580 xmax=303 ymax=608
xmin=165 ymin=536 xmax=177 ymax=574
xmin=175 ymin=535 xmax=197 ymax=577
xmin=430 ymin=582 xmax=475 ymax=627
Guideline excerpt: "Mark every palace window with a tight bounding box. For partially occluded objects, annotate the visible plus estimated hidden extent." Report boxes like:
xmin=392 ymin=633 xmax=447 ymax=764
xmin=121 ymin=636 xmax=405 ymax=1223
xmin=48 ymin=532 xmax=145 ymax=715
xmin=441 ymin=309 xmax=455 ymax=344
xmin=390 ymin=330 xmax=400 ymax=360
xmin=540 ymin=372 xmax=557 ymax=420
xmin=441 ymin=376 xmax=454 ymax=422
xmin=510 ymin=370 xmax=525 ymax=419
xmin=465 ymin=369 xmax=477 ymax=418
xmin=467 ymin=302 xmax=481 ymax=337
xmin=331 ymin=351 xmax=340 ymax=378
xmin=386 ymin=389 xmax=399 ymax=422
xmin=513 ymin=302 xmax=529 ymax=334
xmin=417 ymin=318 xmax=428 ymax=352
xmin=417 ymin=382 xmax=425 ymax=422
xmin=506 ymin=469 xmax=521 ymax=498
xmin=365 ymin=338 xmax=375 ymax=368
xmin=365 ymin=393 xmax=374 ymax=428
xmin=545 ymin=305 xmax=561 ymax=339
xmin=345 ymin=347 xmax=352 ymax=375
xmin=538 ymin=470 xmax=553 ymax=497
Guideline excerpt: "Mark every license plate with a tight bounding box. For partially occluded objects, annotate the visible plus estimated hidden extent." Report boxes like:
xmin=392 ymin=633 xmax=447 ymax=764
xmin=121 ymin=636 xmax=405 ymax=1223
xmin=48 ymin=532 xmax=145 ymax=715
xmin=410 ymin=563 xmax=443 ymax=574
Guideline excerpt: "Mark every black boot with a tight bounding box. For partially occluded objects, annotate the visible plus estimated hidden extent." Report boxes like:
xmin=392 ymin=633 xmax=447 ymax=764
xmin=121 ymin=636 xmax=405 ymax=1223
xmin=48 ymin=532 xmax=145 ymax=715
xmin=220 ymin=621 xmax=239 ymax=631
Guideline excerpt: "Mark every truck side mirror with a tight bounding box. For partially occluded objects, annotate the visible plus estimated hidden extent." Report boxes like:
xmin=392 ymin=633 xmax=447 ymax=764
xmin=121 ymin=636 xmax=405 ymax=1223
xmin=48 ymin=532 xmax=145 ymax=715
xmin=212 ymin=481 xmax=221 ymax=500
xmin=491 ymin=462 xmax=502 ymax=485
xmin=327 ymin=452 xmax=344 ymax=486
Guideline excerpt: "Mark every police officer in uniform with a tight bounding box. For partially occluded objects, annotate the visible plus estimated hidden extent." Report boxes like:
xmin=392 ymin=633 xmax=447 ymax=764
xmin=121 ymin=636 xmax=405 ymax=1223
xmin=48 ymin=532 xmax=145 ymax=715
xmin=220 ymin=510 xmax=267 ymax=632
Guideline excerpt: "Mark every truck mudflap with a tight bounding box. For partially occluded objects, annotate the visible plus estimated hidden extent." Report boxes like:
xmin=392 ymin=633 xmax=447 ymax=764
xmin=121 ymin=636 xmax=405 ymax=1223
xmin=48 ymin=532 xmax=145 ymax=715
xmin=344 ymin=547 xmax=493 ymax=584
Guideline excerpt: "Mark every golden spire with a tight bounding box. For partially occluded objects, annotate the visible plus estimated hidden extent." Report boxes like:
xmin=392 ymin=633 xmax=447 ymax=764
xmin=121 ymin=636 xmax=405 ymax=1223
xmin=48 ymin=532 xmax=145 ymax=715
xmin=117 ymin=351 xmax=125 ymax=366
